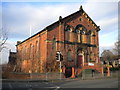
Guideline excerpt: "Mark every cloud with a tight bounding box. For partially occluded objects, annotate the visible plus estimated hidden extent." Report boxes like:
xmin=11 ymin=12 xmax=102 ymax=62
xmin=100 ymin=30 xmax=118 ymax=39
xmin=99 ymin=30 xmax=118 ymax=55
xmin=3 ymin=2 xmax=118 ymax=39
xmin=3 ymin=3 xmax=80 ymax=39
xmin=97 ymin=17 xmax=118 ymax=29
xmin=1 ymin=3 xmax=81 ymax=64
xmin=83 ymin=1 xmax=118 ymax=21
xmin=82 ymin=1 xmax=118 ymax=51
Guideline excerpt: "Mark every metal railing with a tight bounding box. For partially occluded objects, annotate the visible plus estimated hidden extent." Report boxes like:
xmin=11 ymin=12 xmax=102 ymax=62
xmin=81 ymin=71 xmax=119 ymax=79
xmin=30 ymin=72 xmax=64 ymax=80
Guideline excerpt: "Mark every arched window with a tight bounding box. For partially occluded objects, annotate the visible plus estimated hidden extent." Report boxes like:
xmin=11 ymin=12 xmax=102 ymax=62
xmin=67 ymin=50 xmax=72 ymax=61
xmin=90 ymin=51 xmax=92 ymax=61
xmin=69 ymin=27 xmax=73 ymax=42
xmin=32 ymin=45 xmax=34 ymax=60
xmin=52 ymin=38 xmax=56 ymax=50
xmin=65 ymin=25 xmax=70 ymax=31
xmin=25 ymin=46 xmax=27 ymax=60
xmin=30 ymin=44 xmax=32 ymax=59
xmin=65 ymin=24 xmax=74 ymax=42
xmin=91 ymin=31 xmax=94 ymax=44
xmin=75 ymin=24 xmax=87 ymax=43
xmin=76 ymin=30 xmax=81 ymax=43
xmin=21 ymin=48 xmax=23 ymax=60
xmin=36 ymin=41 xmax=38 ymax=52
xmin=87 ymin=30 xmax=91 ymax=44
xmin=91 ymin=31 xmax=96 ymax=45
xmin=22 ymin=47 xmax=25 ymax=60
xmin=36 ymin=41 xmax=39 ymax=58
xmin=26 ymin=47 xmax=29 ymax=60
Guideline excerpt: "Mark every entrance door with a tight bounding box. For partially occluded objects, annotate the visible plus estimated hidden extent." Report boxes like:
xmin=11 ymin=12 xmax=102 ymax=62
xmin=65 ymin=67 xmax=72 ymax=78
xmin=77 ymin=54 xmax=83 ymax=68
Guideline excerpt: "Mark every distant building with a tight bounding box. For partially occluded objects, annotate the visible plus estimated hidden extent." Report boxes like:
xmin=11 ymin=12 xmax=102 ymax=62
xmin=14 ymin=6 xmax=101 ymax=77
xmin=8 ymin=52 xmax=17 ymax=65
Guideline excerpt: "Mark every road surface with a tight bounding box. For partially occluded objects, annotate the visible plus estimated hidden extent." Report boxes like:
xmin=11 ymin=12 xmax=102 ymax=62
xmin=2 ymin=77 xmax=119 ymax=90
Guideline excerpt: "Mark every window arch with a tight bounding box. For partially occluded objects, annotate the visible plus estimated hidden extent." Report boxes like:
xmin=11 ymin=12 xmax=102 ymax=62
xmin=30 ymin=44 xmax=33 ymax=59
xmin=52 ymin=37 xmax=56 ymax=50
xmin=87 ymin=30 xmax=91 ymax=44
xmin=65 ymin=24 xmax=71 ymax=31
xmin=35 ymin=41 xmax=39 ymax=58
xmin=91 ymin=31 xmax=96 ymax=45
xmin=24 ymin=47 xmax=26 ymax=60
xmin=36 ymin=41 xmax=38 ymax=52
xmin=67 ymin=50 xmax=73 ymax=61
xmin=75 ymin=24 xmax=87 ymax=43
xmin=65 ymin=24 xmax=74 ymax=42
xmin=75 ymin=24 xmax=87 ymax=32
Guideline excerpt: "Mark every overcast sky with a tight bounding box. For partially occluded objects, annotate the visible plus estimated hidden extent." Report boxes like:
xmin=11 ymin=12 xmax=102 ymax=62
xmin=0 ymin=0 xmax=119 ymax=64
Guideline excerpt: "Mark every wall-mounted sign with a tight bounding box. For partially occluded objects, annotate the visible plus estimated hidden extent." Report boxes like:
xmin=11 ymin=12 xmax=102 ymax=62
xmin=88 ymin=63 xmax=94 ymax=66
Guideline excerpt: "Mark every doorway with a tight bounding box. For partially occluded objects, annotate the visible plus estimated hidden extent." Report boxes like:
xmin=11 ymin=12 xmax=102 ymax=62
xmin=65 ymin=67 xmax=72 ymax=78
xmin=77 ymin=54 xmax=83 ymax=68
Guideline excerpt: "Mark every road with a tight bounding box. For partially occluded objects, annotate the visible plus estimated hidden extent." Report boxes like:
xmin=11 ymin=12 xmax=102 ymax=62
xmin=2 ymin=77 xmax=119 ymax=90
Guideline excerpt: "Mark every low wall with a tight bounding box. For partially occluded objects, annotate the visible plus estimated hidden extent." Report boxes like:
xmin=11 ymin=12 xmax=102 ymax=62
xmin=7 ymin=72 xmax=30 ymax=79
xmin=3 ymin=72 xmax=65 ymax=80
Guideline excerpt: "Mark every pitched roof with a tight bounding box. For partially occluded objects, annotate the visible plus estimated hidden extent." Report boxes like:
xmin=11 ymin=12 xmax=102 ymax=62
xmin=16 ymin=5 xmax=100 ymax=46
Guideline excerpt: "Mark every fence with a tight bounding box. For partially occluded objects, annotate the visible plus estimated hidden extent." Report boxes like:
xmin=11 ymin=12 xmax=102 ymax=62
xmin=110 ymin=71 xmax=119 ymax=78
xmin=3 ymin=71 xmax=119 ymax=80
xmin=80 ymin=71 xmax=119 ymax=79
xmin=30 ymin=72 xmax=65 ymax=80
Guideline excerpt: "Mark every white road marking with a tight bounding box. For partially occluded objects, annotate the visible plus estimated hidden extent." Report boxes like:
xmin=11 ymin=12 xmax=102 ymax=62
xmin=42 ymin=86 xmax=60 ymax=89
xmin=8 ymin=83 xmax=12 ymax=89
xmin=54 ymin=86 xmax=60 ymax=90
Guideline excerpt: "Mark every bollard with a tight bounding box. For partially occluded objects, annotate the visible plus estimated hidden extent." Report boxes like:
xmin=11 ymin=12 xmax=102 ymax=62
xmin=71 ymin=67 xmax=75 ymax=78
xmin=107 ymin=67 xmax=110 ymax=77
xmin=101 ymin=66 xmax=104 ymax=77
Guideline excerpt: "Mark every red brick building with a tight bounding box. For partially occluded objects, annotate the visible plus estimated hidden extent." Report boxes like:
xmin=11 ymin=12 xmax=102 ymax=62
xmin=15 ymin=6 xmax=101 ymax=78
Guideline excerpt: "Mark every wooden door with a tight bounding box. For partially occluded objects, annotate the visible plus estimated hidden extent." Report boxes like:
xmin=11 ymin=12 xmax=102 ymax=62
xmin=77 ymin=54 xmax=83 ymax=68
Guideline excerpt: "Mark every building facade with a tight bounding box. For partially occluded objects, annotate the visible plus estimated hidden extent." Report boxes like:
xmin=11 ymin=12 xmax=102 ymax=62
xmin=15 ymin=6 xmax=101 ymax=77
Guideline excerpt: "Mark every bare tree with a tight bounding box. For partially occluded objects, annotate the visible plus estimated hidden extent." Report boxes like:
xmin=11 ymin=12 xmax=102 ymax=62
xmin=113 ymin=40 xmax=120 ymax=55
xmin=0 ymin=28 xmax=8 ymax=52
xmin=46 ymin=51 xmax=59 ymax=72
xmin=101 ymin=50 xmax=114 ymax=61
